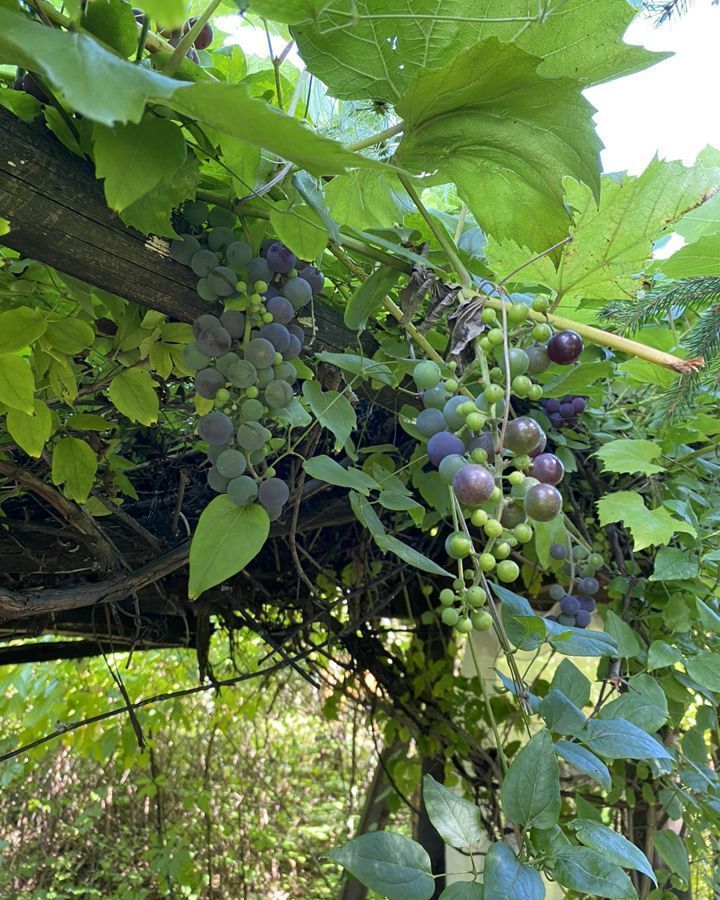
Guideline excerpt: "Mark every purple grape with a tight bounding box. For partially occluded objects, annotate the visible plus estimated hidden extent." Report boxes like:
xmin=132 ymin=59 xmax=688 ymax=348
xmin=443 ymin=395 xmax=467 ymax=431
xmin=560 ymin=595 xmax=580 ymax=615
xmin=572 ymin=396 xmax=587 ymax=413
xmin=266 ymin=296 xmax=294 ymax=325
xmin=550 ymin=543 xmax=568 ymax=560
xmin=207 ymin=467 xmax=229 ymax=493
xmin=577 ymin=576 xmax=599 ymax=595
xmin=575 ymin=609 xmax=592 ymax=628
xmin=227 ymin=475 xmax=258 ymax=507
xmin=236 ymin=423 xmax=266 ymax=451
xmin=559 ymin=402 xmax=576 ymax=419
xmin=500 ymin=502 xmax=525 ymax=528
xmin=197 ymin=326 xmax=232 ymax=357
xmin=528 ymin=432 xmax=548 ymax=458
xmin=524 ymin=483 xmax=562 ymax=522
xmin=225 ymin=241 xmax=253 ymax=270
xmin=195 ymin=367 xmax=225 ymax=399
xmin=216 ymin=449 xmax=247 ymax=479
xmin=219 ymin=310 xmax=246 ymax=339
xmin=452 ymin=464 xmax=495 ymax=506
xmin=427 ymin=431 xmax=465 ymax=466
xmin=298 ymin=265 xmax=324 ymax=294
xmin=288 ymin=323 xmax=305 ymax=343
xmin=198 ymin=411 xmax=234 ymax=445
xmin=543 ymin=399 xmax=561 ymax=414
xmin=171 ymin=234 xmax=201 ymax=264
xmin=578 ymin=595 xmax=597 ymax=613
xmin=530 ymin=452 xmax=565 ymax=486
xmin=247 ymin=257 xmax=273 ymax=284
xmin=505 ymin=417 xmax=544 ymax=455
xmin=416 ymin=408 xmax=446 ymax=438
xmin=547 ymin=330 xmax=583 ymax=365
xmin=266 ymin=242 xmax=297 ymax=274
xmin=468 ymin=432 xmax=495 ymax=462
xmin=259 ymin=323 xmax=291 ymax=353
xmin=258 ymin=477 xmax=290 ymax=509
xmin=263 ymin=285 xmax=279 ymax=301
xmin=283 ymin=277 xmax=313 ymax=309
xmin=282 ymin=335 xmax=302 ymax=361
xmin=550 ymin=413 xmax=563 ymax=428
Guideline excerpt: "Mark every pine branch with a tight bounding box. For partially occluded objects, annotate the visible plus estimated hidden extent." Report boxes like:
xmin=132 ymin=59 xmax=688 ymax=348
xmin=603 ymin=277 xmax=720 ymax=332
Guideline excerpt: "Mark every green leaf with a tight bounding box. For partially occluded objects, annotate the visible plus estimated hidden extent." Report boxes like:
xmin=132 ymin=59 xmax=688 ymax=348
xmin=569 ymin=820 xmax=656 ymax=885
xmin=66 ymin=414 xmax=114 ymax=432
xmin=6 ymin=399 xmax=53 ymax=458
xmin=378 ymin=491 xmax=423 ymax=513
xmin=326 ymin=170 xmax=413 ymax=233
xmin=0 ymin=307 xmax=46 ymax=353
xmin=539 ymin=690 xmax=586 ymax=736
xmin=584 ymin=718 xmax=671 ymax=761
xmin=653 ymin=831 xmax=689 ymax=886
xmin=647 ymin=641 xmax=682 ymax=670
xmin=532 ymin=514 xmax=567 ymax=569
xmin=483 ymin=842 xmax=545 ymax=900
xmin=45 ymin=318 xmax=95 ymax=354
xmin=552 ymin=846 xmax=638 ymax=899
xmin=326 ymin=832 xmax=435 ymax=900
xmin=685 ymin=651 xmax=720 ymax=693
xmin=269 ymin=201 xmax=329 ymax=261
xmin=497 ymin=587 xmax=547 ymax=652
xmin=303 ymin=455 xmax=379 ymax=494
xmin=544 ymin=619 xmax=618 ymax=658
xmin=674 ymin=189 xmax=720 ymax=241
xmin=422 ymin=775 xmax=484 ymax=849
xmin=0 ymin=8 xmax=179 ymax=125
xmin=696 ymin=597 xmax=720 ymax=632
xmin=0 ymin=354 xmax=35 ymax=413
xmin=604 ymin=610 xmax=641 ymax=659
xmin=439 ymin=884 xmax=484 ymax=900
xmin=660 ymin=231 xmax=720 ymax=278
xmin=597 ymin=491 xmax=696 ymax=551
xmin=302 ymin=381 xmax=356 ymax=450
xmin=93 ymin=116 xmax=187 ymax=212
xmin=650 ymin=547 xmax=699 ymax=582
xmin=374 ymin=532 xmax=452 ymax=578
xmin=396 ymin=39 xmax=600 ymax=251
xmin=315 ymin=351 xmax=394 ymax=386
xmin=108 ymin=368 xmax=159 ymax=425
xmin=595 ymin=439 xmax=664 ymax=476
xmin=51 ymin=436 xmax=97 ymax=503
xmin=349 ymin=490 xmax=386 ymax=537
xmin=344 ymin=267 xmax=403 ymax=331
xmin=188 ymin=499 xmax=269 ymax=600
xmin=599 ymin=675 xmax=668 ymax=734
xmin=501 ymin=730 xmax=560 ymax=829
xmin=120 ymin=156 xmax=200 ymax=238
xmin=550 ymin=660 xmax=591 ymax=709
xmin=170 ymin=82 xmax=382 ymax=177
xmin=81 ymin=0 xmax=138 ymax=57
xmin=555 ymin=741 xmax=612 ymax=792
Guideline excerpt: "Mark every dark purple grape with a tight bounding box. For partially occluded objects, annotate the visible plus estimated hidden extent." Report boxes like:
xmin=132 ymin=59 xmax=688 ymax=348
xmin=427 ymin=431 xmax=465 ymax=466
xmin=547 ymin=330 xmax=583 ymax=365
xmin=184 ymin=16 xmax=213 ymax=50
xmin=20 ymin=73 xmax=50 ymax=104
xmin=549 ymin=413 xmax=563 ymax=428
xmin=265 ymin=379 xmax=293 ymax=409
xmin=528 ymin=432 xmax=548 ymax=458
xmin=468 ymin=432 xmax=495 ymax=462
xmin=195 ymin=367 xmax=225 ymax=399
xmin=244 ymin=337 xmax=276 ymax=369
xmin=191 ymin=249 xmax=219 ymax=277
xmin=452 ymin=464 xmax=495 ymax=506
xmin=186 ymin=47 xmax=199 ymax=63
xmin=282 ymin=335 xmax=302 ymax=361
xmin=524 ymin=483 xmax=562 ymax=522
xmin=287 ymin=323 xmax=304 ymax=344
xmin=543 ymin=399 xmax=560 ymax=414
xmin=575 ymin=609 xmax=592 ymax=628
xmin=266 ymin=242 xmax=297 ymax=275
xmin=266 ymin=296 xmax=294 ymax=325
xmin=500 ymin=502 xmax=525 ymax=528
xmin=207 ymin=467 xmax=229 ymax=493
xmin=505 ymin=417 xmax=544 ymax=455
xmin=530 ymin=452 xmax=564 ymax=485
xmin=247 ymin=257 xmax=273 ymax=284
xmin=220 ymin=310 xmax=246 ymax=339
xmin=298 ymin=265 xmax=324 ymax=294
xmin=416 ymin=408 xmax=446 ymax=438
xmin=226 ymin=241 xmax=253 ymax=270
xmin=133 ymin=7 xmax=145 ymax=23
xmin=197 ymin=326 xmax=232 ymax=357
xmin=171 ymin=234 xmax=201 ymax=264
xmin=572 ymin=396 xmax=587 ymax=414
xmin=263 ymin=285 xmax=279 ymax=301
xmin=578 ymin=595 xmax=597 ymax=613
xmin=198 ymin=411 xmax=234 ymax=445
xmin=549 ymin=584 xmax=566 ymax=602
xmin=577 ymin=576 xmax=599 ymax=596
xmin=207 ymin=266 xmax=238 ymax=297
xmin=559 ymin=402 xmax=575 ymax=419
xmin=283 ymin=278 xmax=313 ymax=309
xmin=526 ymin=343 xmax=550 ymax=375
xmin=560 ymin=595 xmax=580 ymax=615
xmin=193 ymin=314 xmax=222 ymax=339
xmin=550 ymin=543 xmax=568 ymax=560
xmin=259 ymin=323 xmax=291 ymax=353
xmin=227 ymin=475 xmax=258 ymax=506
xmin=258 ymin=477 xmax=290 ymax=509
xmin=196 ymin=279 xmax=218 ymax=302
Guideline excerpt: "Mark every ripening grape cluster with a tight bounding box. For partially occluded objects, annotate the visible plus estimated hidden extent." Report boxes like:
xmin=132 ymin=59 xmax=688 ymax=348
xmin=542 ymin=395 xmax=587 ymax=429
xmin=171 ymin=202 xmax=324 ymax=520
xmin=407 ymin=293 xmax=588 ymax=636
xmin=546 ymin=543 xmax=604 ymax=629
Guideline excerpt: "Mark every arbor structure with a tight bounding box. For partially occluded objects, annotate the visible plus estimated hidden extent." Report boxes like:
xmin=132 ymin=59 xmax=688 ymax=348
xmin=1 ymin=1 xmax=720 ymax=898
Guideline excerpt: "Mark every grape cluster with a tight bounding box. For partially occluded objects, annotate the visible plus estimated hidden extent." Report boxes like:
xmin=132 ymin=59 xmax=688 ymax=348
xmin=172 ymin=202 xmax=324 ymax=520
xmin=546 ymin=543 xmax=604 ymax=629
xmin=541 ymin=395 xmax=587 ymax=430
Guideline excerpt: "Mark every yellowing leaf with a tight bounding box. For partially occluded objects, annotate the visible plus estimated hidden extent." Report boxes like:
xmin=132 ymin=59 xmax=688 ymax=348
xmin=0 ymin=307 xmax=46 ymax=353
xmin=597 ymin=490 xmax=696 ymax=551
xmin=6 ymin=399 xmax=53 ymax=457
xmin=51 ymin=436 xmax=98 ymax=502
xmin=0 ymin=354 xmax=35 ymax=412
xmin=188 ymin=498 xmax=269 ymax=599
xmin=595 ymin=439 xmax=664 ymax=476
xmin=108 ymin=368 xmax=159 ymax=425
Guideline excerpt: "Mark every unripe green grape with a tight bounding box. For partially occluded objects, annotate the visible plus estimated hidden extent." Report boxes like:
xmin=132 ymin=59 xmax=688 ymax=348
xmin=573 ymin=545 xmax=589 ymax=561
xmin=506 ymin=535 xmax=518 ymax=547
xmin=471 ymin=508 xmax=489 ymax=527
xmin=444 ymin=378 xmax=458 ymax=393
xmin=507 ymin=303 xmax=530 ymax=325
xmin=235 ymin=280 xmax=248 ymax=294
xmin=413 ymin=360 xmax=442 ymax=390
xmin=463 ymin=568 xmax=474 ymax=582
xmin=513 ymin=523 xmax=533 ymax=543
xmin=513 ymin=454 xmax=532 ymax=470
xmin=455 ymin=617 xmax=472 ymax=635
xmin=458 ymin=401 xmax=476 ymax=417
xmin=245 ymin=386 xmax=259 ymax=399
xmin=448 ymin=360 xmax=457 ymax=370
xmin=254 ymin=280 xmax=268 ymax=293
xmin=508 ymin=470 xmax=525 ymax=487
xmin=497 ymin=560 xmax=520 ymax=582
xmin=453 ymin=578 xmax=465 ymax=590
xmin=494 ymin=541 xmax=511 ymax=560
xmin=528 ymin=384 xmax=543 ymax=401
xmin=533 ymin=323 xmax=552 ymax=341
xmin=466 ymin=412 xmax=485 ymax=432
xmin=265 ymin=466 xmax=276 ymax=477
xmin=490 ymin=486 xmax=502 ymax=502
xmin=446 ymin=532 xmax=472 ymax=559
xmin=262 ymin=312 xmax=273 ymax=323
xmin=215 ymin=388 xmax=231 ymax=404
xmin=481 ymin=308 xmax=497 ymax=325
xmin=441 ymin=607 xmax=460 ymax=627
xmin=439 ymin=588 xmax=455 ymax=607
xmin=470 ymin=447 xmax=488 ymax=465
xmin=512 ymin=375 xmax=532 ymax=397
xmin=489 ymin=367 xmax=504 ymax=383
xmin=499 ymin=348 xmax=529 ymax=378
xmin=487 ymin=328 xmax=504 ymax=346
xmin=479 ymin=553 xmax=496 ymax=572
xmin=588 ymin=552 xmax=604 ymax=569
xmin=532 ymin=297 xmax=550 ymax=312
xmin=479 ymin=337 xmax=491 ymax=352
xmin=484 ymin=518 xmax=503 ymax=539
xmin=484 ymin=383 xmax=504 ymax=404
xmin=472 ymin=610 xmax=493 ymax=631
xmin=466 ymin=586 xmax=487 ymax=607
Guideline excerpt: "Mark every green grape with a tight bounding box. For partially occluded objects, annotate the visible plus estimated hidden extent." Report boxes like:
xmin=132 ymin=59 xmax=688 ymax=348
xmin=439 ymin=589 xmax=455 ymax=607
xmin=471 ymin=610 xmax=493 ymax=631
xmin=484 ymin=383 xmax=504 ymax=405
xmin=497 ymin=560 xmax=519 ymax=582
xmin=446 ymin=532 xmax=472 ymax=559
xmin=470 ymin=509 xmax=488 ymax=527
xmin=455 ymin=618 xmax=472 ymax=635
xmin=507 ymin=303 xmax=529 ymax=325
xmin=512 ymin=375 xmax=532 ymax=397
xmin=483 ymin=519 xmax=503 ymax=539
xmin=487 ymin=328 xmax=504 ymax=346
xmin=216 ymin=449 xmax=247 ymax=479
xmin=466 ymin=586 xmax=486 ymax=607
xmin=441 ymin=607 xmax=460 ymax=627
xmin=413 ymin=360 xmax=442 ymax=390
xmin=533 ymin=323 xmax=552 ymax=341
xmin=481 ymin=308 xmax=497 ymax=325
xmin=479 ymin=553 xmax=496 ymax=572
xmin=227 ymin=475 xmax=258 ymax=507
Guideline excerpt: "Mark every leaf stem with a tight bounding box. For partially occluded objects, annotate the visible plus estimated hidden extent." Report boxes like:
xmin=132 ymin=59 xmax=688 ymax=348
xmin=163 ymin=0 xmax=223 ymax=77
xmin=344 ymin=122 xmax=405 ymax=153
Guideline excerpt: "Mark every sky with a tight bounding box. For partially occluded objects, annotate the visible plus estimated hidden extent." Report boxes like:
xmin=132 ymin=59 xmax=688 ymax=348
xmin=221 ymin=1 xmax=720 ymax=176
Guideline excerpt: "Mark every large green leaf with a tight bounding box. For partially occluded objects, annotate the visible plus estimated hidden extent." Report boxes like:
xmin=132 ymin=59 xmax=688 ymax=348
xmin=0 ymin=307 xmax=46 ymax=353
xmin=597 ymin=491 xmax=696 ymax=551
xmin=269 ymin=201 xmax=329 ymax=260
xmin=81 ymin=0 xmax=138 ymax=57
xmin=483 ymin=842 xmax=545 ymax=900
xmin=653 ymin=831 xmax=689 ymax=886
xmin=552 ymin=847 xmax=637 ymax=899
xmin=51 ymin=436 xmax=98 ymax=503
xmin=550 ymin=660 xmax=591 ymax=709
xmin=539 ymin=690 xmax=586 ymax=736
xmin=439 ymin=885 xmax=484 ymax=899
xmin=119 ymin=156 xmax=200 ymax=237
xmin=188 ymin=499 xmax=269 ymax=600
xmin=422 ymin=775 xmax=484 ymax=849
xmin=374 ymin=532 xmax=452 ymax=578
xmin=326 ymin=832 xmax=435 ymax=900
xmin=673 ymin=189 xmax=720 ymax=241
xmin=291 ymin=0 xmax=662 ymax=101
xmin=326 ymin=170 xmax=413 ymax=233
xmin=555 ymin=741 xmax=612 ymax=792
xmin=302 ymin=381 xmax=356 ymax=450
xmin=685 ymin=651 xmax=720 ymax=693
xmin=344 ymin=267 xmax=403 ymax=332
xmin=303 ymin=455 xmax=379 ymax=494
xmin=93 ymin=116 xmax=187 ymax=212
xmin=395 ymin=39 xmax=601 ymax=251
xmin=569 ymin=819 xmax=656 ymax=885
xmin=584 ymin=718 xmax=671 ymax=761
xmin=6 ymin=399 xmax=53 ymax=458
xmin=595 ymin=439 xmax=664 ymax=476
xmin=598 ymin=675 xmax=668 ymax=733
xmin=108 ymin=368 xmax=159 ymax=426
xmin=0 ymin=354 xmax=35 ymax=413
xmin=501 ymin=730 xmax=560 ymax=829
xmin=660 ymin=231 xmax=720 ymax=277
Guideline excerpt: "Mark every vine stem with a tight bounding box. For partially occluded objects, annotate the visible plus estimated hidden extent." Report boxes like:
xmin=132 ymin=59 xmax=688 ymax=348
xmin=467 ymin=636 xmax=508 ymax=775
xmin=164 ymin=0 xmax=223 ymax=77
xmin=397 ymin=172 xmax=473 ymax=291
xmin=344 ymin=122 xmax=405 ymax=153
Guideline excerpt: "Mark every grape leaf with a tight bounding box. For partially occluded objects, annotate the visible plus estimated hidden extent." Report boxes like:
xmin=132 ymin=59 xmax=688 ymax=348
xmin=326 ymin=170 xmax=413 ymax=233
xmin=302 ymin=381 xmax=356 ymax=450
xmin=396 ymin=39 xmax=601 ymax=251
xmin=374 ymin=533 xmax=452 ymax=577
xmin=597 ymin=490 xmax=696 ymax=551
xmin=595 ymin=439 xmax=664 ymax=476
xmin=685 ymin=651 xmax=720 ymax=693
xmin=660 ymin=231 xmax=720 ymax=278
xmin=81 ymin=0 xmax=138 ymax=58
xmin=303 ymin=455 xmax=379 ymax=494
xmin=270 ymin=201 xmax=328 ymax=260
xmin=650 ymin=547 xmax=699 ymax=582
xmin=120 ymin=157 xmax=200 ymax=237
xmin=0 ymin=307 xmax=47 ymax=353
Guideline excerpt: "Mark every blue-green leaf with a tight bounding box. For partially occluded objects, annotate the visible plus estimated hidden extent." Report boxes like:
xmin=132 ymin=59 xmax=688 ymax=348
xmin=326 ymin=832 xmax=434 ymax=900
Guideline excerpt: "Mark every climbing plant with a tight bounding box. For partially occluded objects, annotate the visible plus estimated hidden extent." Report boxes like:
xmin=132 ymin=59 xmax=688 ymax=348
xmin=1 ymin=0 xmax=720 ymax=898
